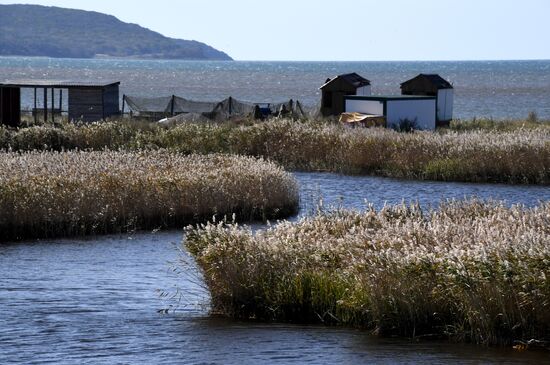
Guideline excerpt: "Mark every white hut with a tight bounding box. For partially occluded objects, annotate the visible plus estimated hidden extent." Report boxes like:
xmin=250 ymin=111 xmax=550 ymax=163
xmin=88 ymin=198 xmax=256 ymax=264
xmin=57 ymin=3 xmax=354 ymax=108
xmin=344 ymin=95 xmax=437 ymax=130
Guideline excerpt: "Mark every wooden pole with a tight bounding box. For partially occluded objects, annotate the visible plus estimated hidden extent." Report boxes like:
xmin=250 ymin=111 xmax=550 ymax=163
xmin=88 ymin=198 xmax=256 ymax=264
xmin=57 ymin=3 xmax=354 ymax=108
xmin=43 ymin=88 xmax=47 ymax=123
xmin=51 ymin=88 xmax=55 ymax=123
xmin=121 ymin=94 xmax=125 ymax=116
xmin=34 ymin=87 xmax=37 ymax=124
xmin=0 ymin=88 xmax=3 ymax=125
xmin=171 ymin=95 xmax=175 ymax=116
xmin=59 ymin=89 xmax=62 ymax=113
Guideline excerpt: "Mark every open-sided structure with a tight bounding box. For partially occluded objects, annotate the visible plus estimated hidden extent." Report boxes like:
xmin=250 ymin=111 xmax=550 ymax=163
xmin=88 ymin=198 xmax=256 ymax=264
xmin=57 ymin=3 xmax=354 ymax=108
xmin=0 ymin=79 xmax=120 ymax=126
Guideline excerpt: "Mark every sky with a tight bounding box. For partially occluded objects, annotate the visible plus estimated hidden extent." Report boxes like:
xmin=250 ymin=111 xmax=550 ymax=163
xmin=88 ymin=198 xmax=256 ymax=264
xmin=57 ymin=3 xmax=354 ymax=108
xmin=1 ymin=0 xmax=550 ymax=61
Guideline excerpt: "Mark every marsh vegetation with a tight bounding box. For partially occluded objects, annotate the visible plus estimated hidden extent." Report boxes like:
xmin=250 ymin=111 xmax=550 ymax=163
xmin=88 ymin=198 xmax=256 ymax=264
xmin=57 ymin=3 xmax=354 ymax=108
xmin=1 ymin=117 xmax=549 ymax=184
xmin=0 ymin=151 xmax=298 ymax=241
xmin=186 ymin=200 xmax=550 ymax=346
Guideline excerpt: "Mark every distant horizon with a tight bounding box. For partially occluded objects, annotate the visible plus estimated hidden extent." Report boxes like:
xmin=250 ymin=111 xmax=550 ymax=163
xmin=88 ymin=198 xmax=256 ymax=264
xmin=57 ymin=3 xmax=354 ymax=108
xmin=0 ymin=0 xmax=549 ymax=62
xmin=1 ymin=55 xmax=550 ymax=63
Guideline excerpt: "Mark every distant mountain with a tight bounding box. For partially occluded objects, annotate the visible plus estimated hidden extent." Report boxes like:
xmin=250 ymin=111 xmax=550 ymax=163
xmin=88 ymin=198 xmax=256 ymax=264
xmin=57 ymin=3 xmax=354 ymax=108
xmin=0 ymin=4 xmax=232 ymax=60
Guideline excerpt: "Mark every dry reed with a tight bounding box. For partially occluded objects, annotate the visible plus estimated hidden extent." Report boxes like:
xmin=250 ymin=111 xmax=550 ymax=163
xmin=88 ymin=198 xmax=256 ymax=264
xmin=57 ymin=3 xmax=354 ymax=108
xmin=0 ymin=151 xmax=298 ymax=241
xmin=186 ymin=200 xmax=550 ymax=346
xmin=1 ymin=119 xmax=549 ymax=184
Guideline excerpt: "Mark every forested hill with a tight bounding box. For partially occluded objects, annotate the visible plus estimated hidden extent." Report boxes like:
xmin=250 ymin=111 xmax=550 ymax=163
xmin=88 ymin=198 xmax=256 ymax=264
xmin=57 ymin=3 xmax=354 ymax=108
xmin=0 ymin=4 xmax=233 ymax=60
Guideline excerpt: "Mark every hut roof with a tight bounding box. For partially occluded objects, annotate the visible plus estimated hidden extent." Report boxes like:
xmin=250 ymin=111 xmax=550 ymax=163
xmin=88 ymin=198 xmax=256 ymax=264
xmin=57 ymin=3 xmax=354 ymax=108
xmin=400 ymin=74 xmax=453 ymax=89
xmin=320 ymin=73 xmax=371 ymax=90
xmin=0 ymin=79 xmax=120 ymax=89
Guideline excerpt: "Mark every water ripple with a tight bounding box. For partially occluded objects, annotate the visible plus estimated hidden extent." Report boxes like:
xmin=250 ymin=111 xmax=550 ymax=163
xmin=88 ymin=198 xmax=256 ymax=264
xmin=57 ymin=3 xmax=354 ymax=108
xmin=1 ymin=173 xmax=549 ymax=364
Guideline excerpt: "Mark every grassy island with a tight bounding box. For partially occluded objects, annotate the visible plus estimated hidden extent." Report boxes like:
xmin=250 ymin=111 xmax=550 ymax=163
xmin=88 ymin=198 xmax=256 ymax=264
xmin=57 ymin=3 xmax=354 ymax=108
xmin=186 ymin=200 xmax=550 ymax=346
xmin=0 ymin=151 xmax=298 ymax=241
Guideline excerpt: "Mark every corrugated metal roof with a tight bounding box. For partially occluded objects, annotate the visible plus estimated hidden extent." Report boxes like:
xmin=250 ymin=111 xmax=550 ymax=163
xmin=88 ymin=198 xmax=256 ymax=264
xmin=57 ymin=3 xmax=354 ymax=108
xmin=0 ymin=79 xmax=120 ymax=88
xmin=320 ymin=73 xmax=371 ymax=89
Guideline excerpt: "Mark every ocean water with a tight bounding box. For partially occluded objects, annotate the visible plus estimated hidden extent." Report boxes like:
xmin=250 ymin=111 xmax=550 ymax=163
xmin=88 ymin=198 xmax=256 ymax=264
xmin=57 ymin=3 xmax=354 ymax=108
xmin=1 ymin=57 xmax=549 ymax=120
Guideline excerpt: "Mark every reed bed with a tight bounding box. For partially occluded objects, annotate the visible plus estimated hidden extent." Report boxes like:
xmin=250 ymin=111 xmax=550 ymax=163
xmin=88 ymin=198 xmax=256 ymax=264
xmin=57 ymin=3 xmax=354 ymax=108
xmin=0 ymin=151 xmax=298 ymax=241
xmin=449 ymin=117 xmax=550 ymax=132
xmin=186 ymin=200 xmax=550 ymax=346
xmin=222 ymin=121 xmax=550 ymax=183
xmin=1 ymin=119 xmax=549 ymax=183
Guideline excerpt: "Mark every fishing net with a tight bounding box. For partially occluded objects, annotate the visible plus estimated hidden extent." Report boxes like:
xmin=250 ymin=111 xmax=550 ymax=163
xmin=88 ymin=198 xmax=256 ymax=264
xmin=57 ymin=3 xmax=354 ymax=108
xmin=124 ymin=95 xmax=309 ymax=123
xmin=172 ymin=97 xmax=217 ymax=114
xmin=124 ymin=96 xmax=173 ymax=115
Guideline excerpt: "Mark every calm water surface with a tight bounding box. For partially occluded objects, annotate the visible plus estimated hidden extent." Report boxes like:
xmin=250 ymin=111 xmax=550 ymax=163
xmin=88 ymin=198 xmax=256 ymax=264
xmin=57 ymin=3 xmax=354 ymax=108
xmin=296 ymin=172 xmax=550 ymax=214
xmin=1 ymin=57 xmax=549 ymax=119
xmin=1 ymin=173 xmax=549 ymax=364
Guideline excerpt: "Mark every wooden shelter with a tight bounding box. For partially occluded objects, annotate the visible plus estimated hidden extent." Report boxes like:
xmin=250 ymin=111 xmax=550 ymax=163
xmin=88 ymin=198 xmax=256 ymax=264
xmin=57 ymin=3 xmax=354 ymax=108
xmin=319 ymin=73 xmax=371 ymax=116
xmin=400 ymin=74 xmax=453 ymax=124
xmin=0 ymin=79 xmax=120 ymax=126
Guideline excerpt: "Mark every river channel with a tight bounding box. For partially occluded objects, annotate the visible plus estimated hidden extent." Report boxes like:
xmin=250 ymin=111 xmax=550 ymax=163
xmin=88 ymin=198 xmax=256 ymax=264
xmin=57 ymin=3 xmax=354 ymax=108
xmin=1 ymin=173 xmax=549 ymax=364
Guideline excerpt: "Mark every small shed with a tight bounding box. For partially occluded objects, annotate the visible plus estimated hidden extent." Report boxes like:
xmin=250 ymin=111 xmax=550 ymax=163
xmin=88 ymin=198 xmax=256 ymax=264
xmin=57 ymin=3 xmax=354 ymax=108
xmin=0 ymin=79 xmax=120 ymax=126
xmin=400 ymin=74 xmax=453 ymax=124
xmin=320 ymin=73 xmax=371 ymax=116
xmin=345 ymin=95 xmax=437 ymax=130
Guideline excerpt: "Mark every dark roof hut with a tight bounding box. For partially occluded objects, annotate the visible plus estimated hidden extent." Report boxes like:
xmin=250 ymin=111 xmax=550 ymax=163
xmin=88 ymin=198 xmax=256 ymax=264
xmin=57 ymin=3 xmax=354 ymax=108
xmin=401 ymin=74 xmax=454 ymax=124
xmin=400 ymin=74 xmax=453 ymax=96
xmin=319 ymin=73 xmax=371 ymax=116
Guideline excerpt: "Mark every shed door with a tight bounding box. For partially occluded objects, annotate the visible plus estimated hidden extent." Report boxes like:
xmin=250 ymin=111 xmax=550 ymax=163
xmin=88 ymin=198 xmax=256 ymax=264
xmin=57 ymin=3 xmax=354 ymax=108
xmin=0 ymin=87 xmax=21 ymax=127
xmin=333 ymin=92 xmax=346 ymax=115
xmin=68 ymin=88 xmax=104 ymax=122
xmin=444 ymin=90 xmax=454 ymax=121
xmin=437 ymin=89 xmax=453 ymax=121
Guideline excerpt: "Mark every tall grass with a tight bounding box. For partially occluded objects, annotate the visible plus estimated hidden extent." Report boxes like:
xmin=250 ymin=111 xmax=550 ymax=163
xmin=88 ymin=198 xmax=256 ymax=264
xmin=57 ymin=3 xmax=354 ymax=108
xmin=1 ymin=119 xmax=549 ymax=183
xmin=449 ymin=117 xmax=550 ymax=132
xmin=0 ymin=151 xmax=298 ymax=241
xmin=186 ymin=200 xmax=550 ymax=346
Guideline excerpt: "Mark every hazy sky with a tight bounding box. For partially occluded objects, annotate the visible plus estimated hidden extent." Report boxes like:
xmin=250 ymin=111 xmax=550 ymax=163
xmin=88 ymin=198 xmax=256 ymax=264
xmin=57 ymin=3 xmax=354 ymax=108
xmin=2 ymin=0 xmax=550 ymax=61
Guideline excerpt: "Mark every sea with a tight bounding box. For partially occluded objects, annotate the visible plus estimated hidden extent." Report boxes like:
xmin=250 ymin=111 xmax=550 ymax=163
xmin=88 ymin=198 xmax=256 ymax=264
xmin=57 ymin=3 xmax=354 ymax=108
xmin=1 ymin=57 xmax=550 ymax=120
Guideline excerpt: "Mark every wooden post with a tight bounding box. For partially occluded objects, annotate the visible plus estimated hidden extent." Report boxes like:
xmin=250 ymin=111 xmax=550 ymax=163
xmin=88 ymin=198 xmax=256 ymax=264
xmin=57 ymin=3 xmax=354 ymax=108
xmin=171 ymin=95 xmax=175 ymax=116
xmin=0 ymin=88 xmax=3 ymax=125
xmin=59 ymin=89 xmax=62 ymax=113
xmin=51 ymin=88 xmax=55 ymax=123
xmin=121 ymin=94 xmax=125 ymax=116
xmin=229 ymin=96 xmax=232 ymax=116
xmin=43 ymin=88 xmax=47 ymax=123
xmin=34 ymin=87 xmax=37 ymax=124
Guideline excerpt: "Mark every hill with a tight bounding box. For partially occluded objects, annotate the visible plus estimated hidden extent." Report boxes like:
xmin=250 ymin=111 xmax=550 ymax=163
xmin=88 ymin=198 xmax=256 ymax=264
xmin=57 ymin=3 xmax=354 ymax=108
xmin=0 ymin=4 xmax=232 ymax=60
